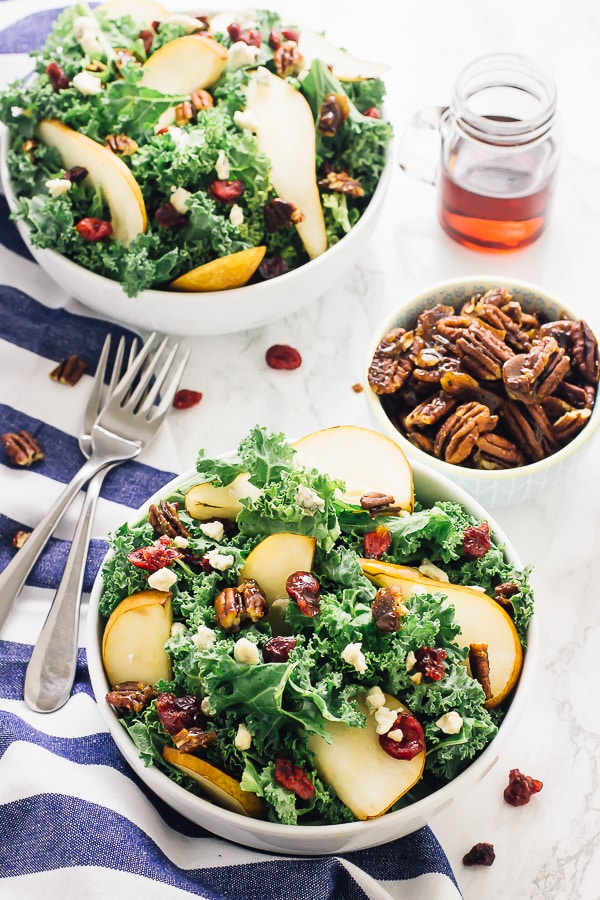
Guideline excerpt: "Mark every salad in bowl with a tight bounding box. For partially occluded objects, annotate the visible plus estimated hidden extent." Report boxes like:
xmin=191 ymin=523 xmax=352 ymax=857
xmin=88 ymin=424 xmax=535 ymax=854
xmin=0 ymin=0 xmax=392 ymax=305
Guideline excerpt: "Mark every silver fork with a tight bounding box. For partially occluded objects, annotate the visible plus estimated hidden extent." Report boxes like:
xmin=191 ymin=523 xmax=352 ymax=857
xmin=23 ymin=335 xmax=138 ymax=713
xmin=0 ymin=332 xmax=189 ymax=638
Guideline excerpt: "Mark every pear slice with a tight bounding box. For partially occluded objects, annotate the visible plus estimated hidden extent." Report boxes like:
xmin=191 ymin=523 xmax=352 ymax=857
xmin=36 ymin=119 xmax=147 ymax=247
xmin=240 ymin=532 xmax=317 ymax=604
xmin=292 ymin=425 xmax=414 ymax=513
xmin=359 ymin=559 xmax=523 ymax=707
xmin=96 ymin=0 xmax=171 ymax=23
xmin=309 ymin=692 xmax=425 ymax=819
xmin=102 ymin=589 xmax=172 ymax=686
xmin=244 ymin=68 xmax=328 ymax=260
xmin=163 ymin=747 xmax=267 ymax=818
xmin=298 ymin=26 xmax=391 ymax=81
xmin=140 ymin=34 xmax=228 ymax=94
xmin=184 ymin=473 xmax=260 ymax=521
xmin=171 ymin=246 xmax=266 ymax=292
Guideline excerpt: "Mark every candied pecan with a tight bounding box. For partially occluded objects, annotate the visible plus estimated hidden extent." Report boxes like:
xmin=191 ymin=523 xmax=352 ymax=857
xmin=263 ymin=636 xmax=297 ymax=662
xmin=12 ymin=530 xmax=31 ymax=549
xmin=417 ymin=304 xmax=457 ymax=342
xmin=494 ymin=581 xmax=519 ymax=606
xmin=286 ymin=571 xmax=320 ymax=617
xmin=404 ymin=393 xmax=457 ymax=429
xmin=1 ymin=430 xmax=44 ymax=466
xmin=106 ymin=681 xmax=156 ymax=713
xmin=371 ymin=585 xmax=407 ymax=632
xmin=434 ymin=401 xmax=497 ymax=465
xmin=113 ymin=47 xmax=138 ymax=72
xmin=264 ymin=198 xmax=304 ymax=231
xmin=414 ymin=647 xmax=447 ymax=680
xmin=49 ymin=354 xmax=86 ymax=386
xmin=456 ymin=320 xmax=514 ymax=380
xmin=318 ymin=92 xmax=350 ymax=136
xmin=463 ymin=842 xmax=495 ymax=867
xmin=173 ymin=726 xmax=217 ymax=752
xmin=470 ymin=300 xmax=532 ymax=352
xmin=175 ymin=100 xmax=194 ymax=126
xmin=156 ymin=693 xmax=205 ymax=735
xmin=318 ymin=170 xmax=364 ymax=198
xmin=215 ymin=579 xmax=269 ymax=632
xmin=412 ymin=355 xmax=461 ymax=385
xmin=274 ymin=758 xmax=315 ymax=800
xmin=553 ymin=408 xmax=591 ymax=443
xmin=503 ymin=336 xmax=571 ymax=404
xmin=155 ymin=202 xmax=187 ymax=228
xmin=22 ymin=138 xmax=38 ymax=158
xmin=363 ymin=525 xmax=392 ymax=558
xmin=469 ymin=643 xmax=492 ymax=701
xmin=368 ymin=328 xmax=414 ymax=395
xmin=148 ymin=499 xmax=190 ymax=539
xmin=360 ymin=492 xmax=396 ymax=511
xmin=379 ymin=713 xmax=425 ymax=760
xmin=463 ymin=521 xmax=491 ymax=558
xmin=570 ymin=320 xmax=600 ymax=385
xmin=273 ymin=41 xmax=304 ymax=77
xmin=502 ymin=401 xmax=558 ymax=462
xmin=406 ymin=430 xmax=435 ymax=454
xmin=104 ymin=133 xmax=138 ymax=156
xmin=191 ymin=88 xmax=214 ymax=111
xmin=473 ymin=432 xmax=526 ymax=469
xmin=504 ymin=768 xmax=543 ymax=806
xmin=555 ymin=380 xmax=590 ymax=408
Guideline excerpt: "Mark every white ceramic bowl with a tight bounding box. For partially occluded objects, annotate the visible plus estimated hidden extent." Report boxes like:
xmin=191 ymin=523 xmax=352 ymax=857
xmin=365 ymin=275 xmax=600 ymax=508
xmin=0 ymin=125 xmax=391 ymax=337
xmin=86 ymin=456 xmax=535 ymax=856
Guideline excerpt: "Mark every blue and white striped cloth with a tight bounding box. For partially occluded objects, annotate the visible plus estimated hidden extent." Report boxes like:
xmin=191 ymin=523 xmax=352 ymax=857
xmin=0 ymin=5 xmax=463 ymax=898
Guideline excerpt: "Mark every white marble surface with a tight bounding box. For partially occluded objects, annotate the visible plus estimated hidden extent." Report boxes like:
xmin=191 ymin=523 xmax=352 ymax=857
xmin=2 ymin=1 xmax=600 ymax=897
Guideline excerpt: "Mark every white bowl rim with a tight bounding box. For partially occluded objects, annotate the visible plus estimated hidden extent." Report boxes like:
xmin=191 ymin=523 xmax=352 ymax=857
xmin=365 ymin=273 xmax=600 ymax=483
xmin=86 ymin=452 xmax=536 ymax=852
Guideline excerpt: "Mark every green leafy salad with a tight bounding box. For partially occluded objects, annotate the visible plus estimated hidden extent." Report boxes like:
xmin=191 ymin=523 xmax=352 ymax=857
xmin=98 ymin=425 xmax=534 ymax=826
xmin=0 ymin=2 xmax=393 ymax=296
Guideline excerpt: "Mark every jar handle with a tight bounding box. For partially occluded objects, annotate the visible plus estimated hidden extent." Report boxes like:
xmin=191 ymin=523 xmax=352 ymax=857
xmin=397 ymin=106 xmax=446 ymax=186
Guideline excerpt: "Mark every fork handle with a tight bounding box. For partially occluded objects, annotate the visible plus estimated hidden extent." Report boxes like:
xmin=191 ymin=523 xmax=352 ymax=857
xmin=0 ymin=455 xmax=118 ymax=634
xmin=23 ymin=467 xmax=111 ymax=713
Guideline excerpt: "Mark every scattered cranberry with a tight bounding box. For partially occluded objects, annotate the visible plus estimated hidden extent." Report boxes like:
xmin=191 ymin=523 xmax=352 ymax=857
xmin=155 ymin=693 xmax=205 ymax=736
xmin=258 ymin=256 xmax=289 ymax=280
xmin=363 ymin=525 xmax=392 ymax=559
xmin=286 ymin=571 xmax=320 ymax=617
xmin=75 ymin=218 xmax=113 ymax=242
xmin=46 ymin=61 xmax=69 ymax=91
xmin=463 ymin=521 xmax=491 ymax=558
xmin=504 ymin=768 xmax=543 ymax=806
xmin=127 ymin=534 xmax=183 ymax=572
xmin=155 ymin=202 xmax=187 ymax=228
xmin=173 ymin=389 xmax=202 ymax=410
xmin=263 ymin=636 xmax=297 ymax=663
xmin=227 ymin=22 xmax=262 ymax=46
xmin=268 ymin=27 xmax=281 ymax=50
xmin=379 ymin=713 xmax=425 ymax=760
xmin=363 ymin=106 xmax=381 ymax=119
xmin=208 ymin=179 xmax=246 ymax=203
xmin=265 ymin=344 xmax=302 ymax=370
xmin=463 ymin=842 xmax=495 ymax=866
xmin=414 ymin=647 xmax=447 ymax=681
xmin=281 ymin=27 xmax=300 ymax=42
xmin=138 ymin=28 xmax=154 ymax=54
xmin=65 ymin=166 xmax=88 ymax=184
xmin=352 ymin=383 xmax=364 ymax=393
xmin=274 ymin=758 xmax=315 ymax=800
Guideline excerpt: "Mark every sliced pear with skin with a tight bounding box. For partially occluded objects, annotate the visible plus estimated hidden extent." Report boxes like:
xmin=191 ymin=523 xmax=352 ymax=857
xmin=102 ymin=589 xmax=172 ymax=686
xmin=240 ymin=532 xmax=316 ymax=605
xmin=140 ymin=34 xmax=227 ymax=94
xmin=298 ymin=26 xmax=391 ymax=81
xmin=36 ymin=119 xmax=147 ymax=247
xmin=309 ymin=692 xmax=425 ymax=819
xmin=184 ymin=473 xmax=260 ymax=521
xmin=163 ymin=746 xmax=267 ymax=818
xmin=171 ymin=246 xmax=266 ymax=292
xmin=96 ymin=0 xmax=171 ymax=23
xmin=292 ymin=425 xmax=414 ymax=513
xmin=244 ymin=68 xmax=327 ymax=260
xmin=359 ymin=559 xmax=523 ymax=708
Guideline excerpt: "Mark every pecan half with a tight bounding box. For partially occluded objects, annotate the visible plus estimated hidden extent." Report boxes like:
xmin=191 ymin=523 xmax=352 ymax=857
xmin=148 ymin=500 xmax=190 ymax=539
xmin=553 ymin=408 xmax=591 ymax=444
xmin=404 ymin=392 xmax=457 ymax=429
xmin=104 ymin=133 xmax=138 ymax=156
xmin=106 ymin=681 xmax=157 ymax=713
xmin=456 ymin=320 xmax=514 ymax=380
xmin=215 ymin=579 xmax=268 ymax=632
xmin=368 ymin=328 xmax=414 ymax=394
xmin=571 ymin=320 xmax=600 ymax=385
xmin=371 ymin=585 xmax=407 ymax=633
xmin=1 ymin=430 xmax=44 ymax=466
xmin=360 ymin=492 xmax=396 ymax=511
xmin=49 ymin=354 xmax=87 ymax=386
xmin=469 ymin=643 xmax=492 ymax=701
xmin=503 ymin=336 xmax=571 ymax=404
xmin=318 ymin=92 xmax=350 ymax=136
xmin=273 ymin=41 xmax=304 ymax=77
xmin=502 ymin=401 xmax=558 ymax=461
xmin=318 ymin=170 xmax=364 ymax=198
xmin=434 ymin=401 xmax=497 ymax=465
xmin=12 ymin=530 xmax=31 ymax=549
xmin=172 ymin=726 xmax=217 ymax=752
xmin=473 ymin=432 xmax=526 ymax=469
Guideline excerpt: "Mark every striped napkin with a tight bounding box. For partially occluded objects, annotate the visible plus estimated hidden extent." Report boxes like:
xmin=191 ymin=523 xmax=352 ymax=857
xmin=0 ymin=6 xmax=463 ymax=898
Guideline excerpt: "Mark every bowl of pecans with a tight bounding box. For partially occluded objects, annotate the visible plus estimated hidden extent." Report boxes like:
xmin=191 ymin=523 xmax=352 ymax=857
xmin=365 ymin=276 xmax=600 ymax=507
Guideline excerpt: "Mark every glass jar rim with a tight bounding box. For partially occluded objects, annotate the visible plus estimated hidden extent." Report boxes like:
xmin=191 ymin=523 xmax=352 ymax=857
xmin=451 ymin=52 xmax=558 ymax=145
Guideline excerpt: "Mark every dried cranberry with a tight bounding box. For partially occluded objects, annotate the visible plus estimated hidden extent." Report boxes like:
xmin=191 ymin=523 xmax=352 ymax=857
xmin=155 ymin=202 xmax=187 ymax=228
xmin=379 ymin=713 xmax=425 ymax=760
xmin=363 ymin=525 xmax=392 ymax=559
xmin=75 ymin=218 xmax=113 ymax=242
xmin=65 ymin=166 xmax=88 ymax=184
xmin=227 ymin=22 xmax=262 ymax=46
xmin=266 ymin=344 xmax=302 ymax=370
xmin=463 ymin=521 xmax=491 ymax=558
xmin=286 ymin=571 xmax=320 ymax=617
xmin=46 ymin=61 xmax=69 ymax=92
xmin=155 ymin=693 xmax=205 ymax=736
xmin=268 ymin=28 xmax=281 ymax=50
xmin=258 ymin=257 xmax=289 ymax=280
xmin=127 ymin=535 xmax=183 ymax=572
xmin=138 ymin=28 xmax=154 ymax=54
xmin=281 ymin=27 xmax=300 ymax=42
xmin=208 ymin=179 xmax=246 ymax=203
xmin=263 ymin=636 xmax=297 ymax=662
xmin=263 ymin=198 xmax=295 ymax=231
xmin=414 ymin=647 xmax=447 ymax=681
xmin=363 ymin=106 xmax=381 ymax=119
xmin=503 ymin=768 xmax=543 ymax=806
xmin=274 ymin=758 xmax=315 ymax=800
xmin=463 ymin=842 xmax=495 ymax=866
xmin=173 ymin=389 xmax=202 ymax=410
